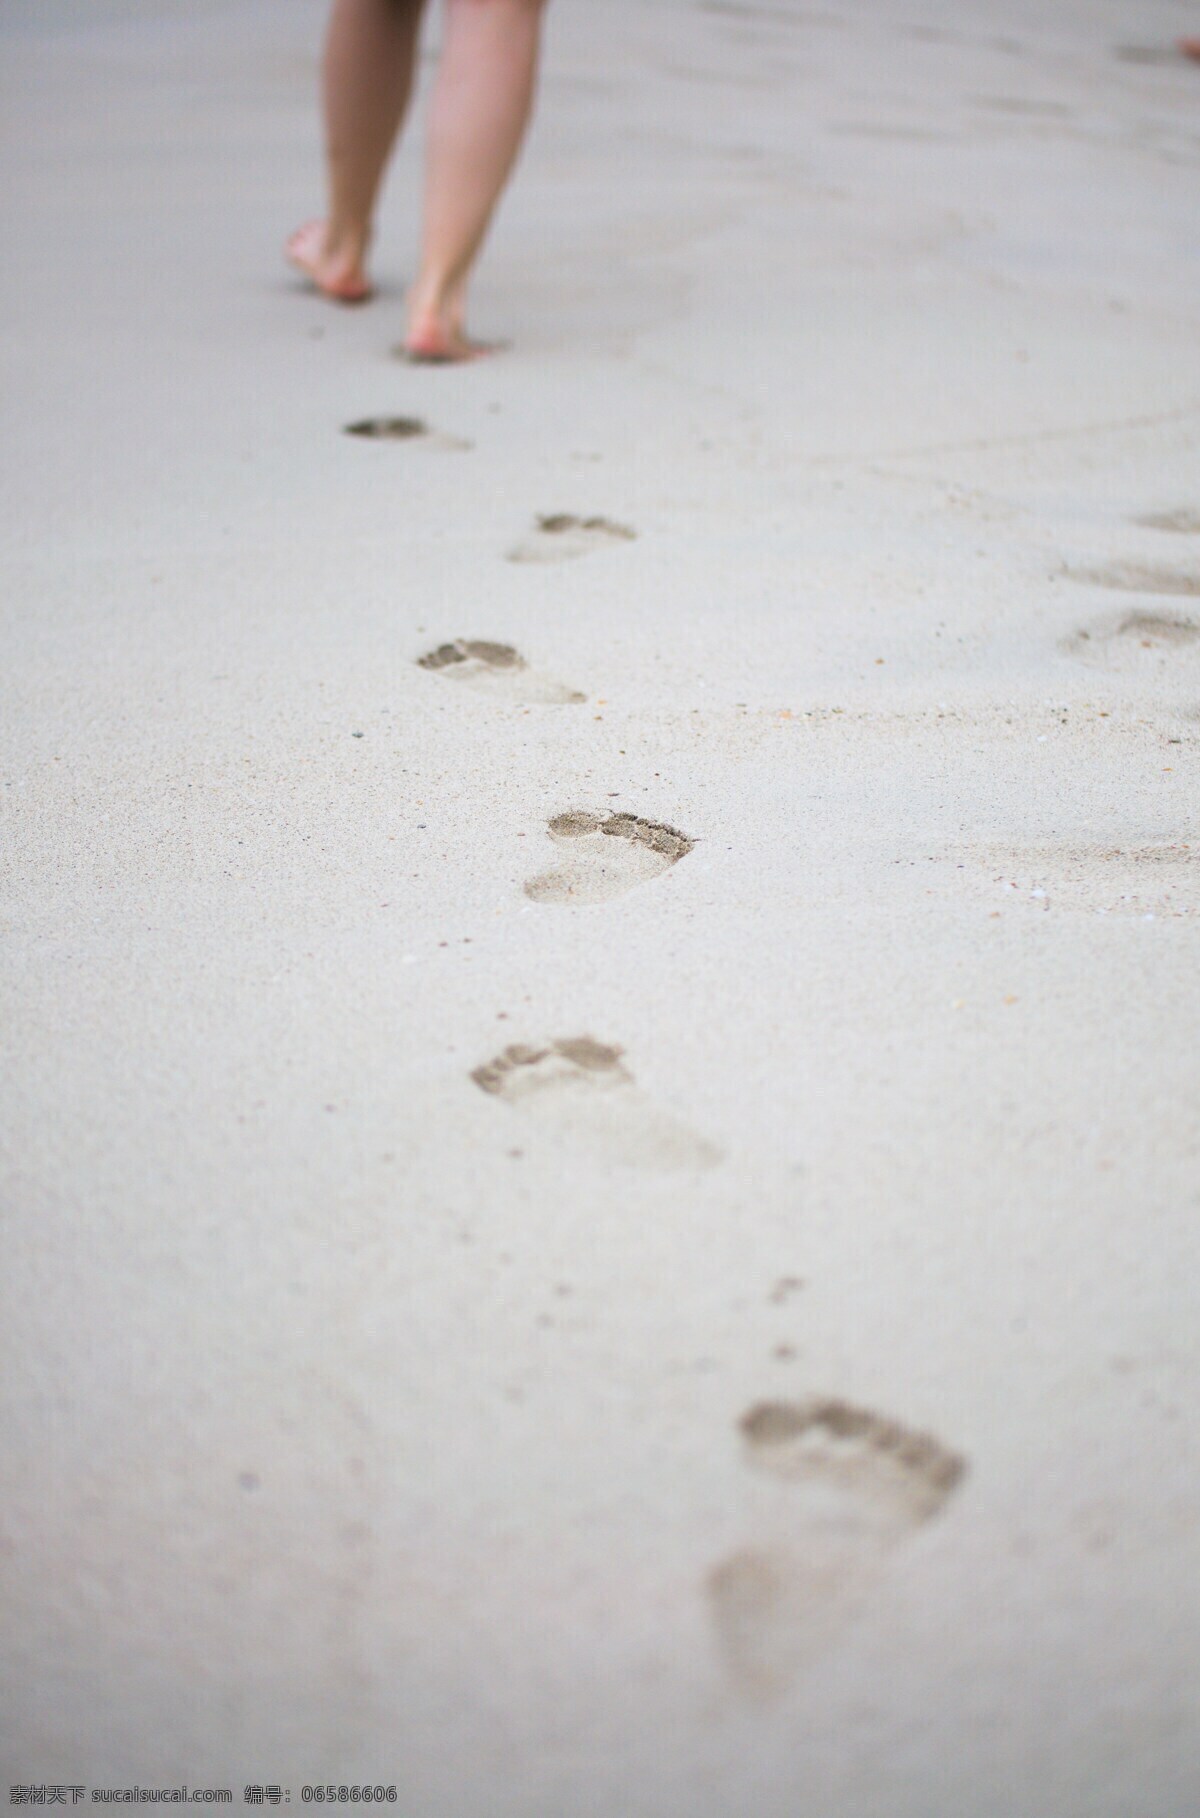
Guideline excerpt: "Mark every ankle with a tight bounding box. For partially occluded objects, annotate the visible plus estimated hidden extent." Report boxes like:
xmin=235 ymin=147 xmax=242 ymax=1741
xmin=408 ymin=271 xmax=464 ymax=329
xmin=324 ymin=218 xmax=371 ymax=265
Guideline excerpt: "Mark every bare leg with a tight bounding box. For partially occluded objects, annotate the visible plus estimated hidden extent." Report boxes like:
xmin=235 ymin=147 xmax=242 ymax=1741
xmin=288 ymin=0 xmax=426 ymax=301
xmin=404 ymin=0 xmax=547 ymax=359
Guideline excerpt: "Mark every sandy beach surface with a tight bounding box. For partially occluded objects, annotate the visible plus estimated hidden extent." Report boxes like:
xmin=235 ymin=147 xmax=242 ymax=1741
xmin=2 ymin=0 xmax=1199 ymax=1810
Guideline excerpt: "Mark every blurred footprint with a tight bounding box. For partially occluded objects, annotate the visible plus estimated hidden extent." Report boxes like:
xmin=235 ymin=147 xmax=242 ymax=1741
xmin=1062 ymin=608 xmax=1200 ymax=676
xmin=1066 ymin=560 xmax=1200 ymax=597
xmin=507 ymin=513 xmax=636 ymax=564
xmin=952 ymin=838 xmax=1198 ymax=918
xmin=708 ymin=1400 xmax=966 ymax=1696
xmin=417 ymin=639 xmax=585 ymax=705
xmin=524 ymin=811 xmax=693 ymax=904
xmin=472 ymin=1036 xmax=720 ymax=1170
xmin=1112 ymin=44 xmax=1180 ymax=65
xmin=343 ymin=416 xmax=471 ymax=450
xmin=1132 ymin=509 xmax=1200 ymax=535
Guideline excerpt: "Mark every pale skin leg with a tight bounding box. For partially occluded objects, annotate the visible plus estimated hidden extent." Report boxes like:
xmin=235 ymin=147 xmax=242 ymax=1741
xmin=404 ymin=0 xmax=547 ymax=359
xmin=288 ymin=0 xmax=546 ymax=348
xmin=287 ymin=0 xmax=426 ymax=302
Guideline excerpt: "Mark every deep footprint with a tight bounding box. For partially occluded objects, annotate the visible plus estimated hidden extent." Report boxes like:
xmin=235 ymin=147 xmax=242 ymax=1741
xmin=472 ymin=1036 xmax=719 ymax=1169
xmin=417 ymin=639 xmax=585 ymax=705
xmin=708 ymin=1398 xmax=965 ymax=1696
xmin=507 ymin=513 xmax=636 ymax=564
xmin=524 ymin=811 xmax=693 ymax=904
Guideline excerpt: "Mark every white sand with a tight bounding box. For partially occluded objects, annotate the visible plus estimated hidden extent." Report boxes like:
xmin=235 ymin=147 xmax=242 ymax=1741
xmin=2 ymin=0 xmax=1199 ymax=1810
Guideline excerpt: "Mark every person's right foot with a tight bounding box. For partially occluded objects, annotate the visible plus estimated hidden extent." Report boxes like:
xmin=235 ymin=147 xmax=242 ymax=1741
xmin=1180 ymin=37 xmax=1200 ymax=60
xmin=285 ymin=220 xmax=372 ymax=303
xmin=401 ymin=320 xmax=496 ymax=363
xmin=401 ymin=278 xmax=497 ymax=362
xmin=398 ymin=272 xmax=501 ymax=361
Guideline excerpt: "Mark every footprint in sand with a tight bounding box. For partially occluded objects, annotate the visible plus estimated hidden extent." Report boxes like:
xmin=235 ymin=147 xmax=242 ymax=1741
xmin=417 ymin=640 xmax=585 ymax=705
xmin=1062 ymin=606 xmax=1200 ymax=677
xmin=707 ymin=1399 xmax=965 ymax=1696
xmin=1133 ymin=510 xmax=1200 ymax=536
xmin=343 ymin=416 xmax=471 ymax=450
xmin=507 ymin=513 xmax=636 ymax=565
xmin=472 ymin=1036 xmax=720 ymax=1170
xmin=963 ymin=840 xmax=1197 ymax=918
xmin=1066 ymin=560 xmax=1200 ymax=598
xmin=524 ymin=811 xmax=693 ymax=905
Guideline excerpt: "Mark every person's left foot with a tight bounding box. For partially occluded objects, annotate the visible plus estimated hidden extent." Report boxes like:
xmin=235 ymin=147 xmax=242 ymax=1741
xmin=285 ymin=220 xmax=372 ymax=303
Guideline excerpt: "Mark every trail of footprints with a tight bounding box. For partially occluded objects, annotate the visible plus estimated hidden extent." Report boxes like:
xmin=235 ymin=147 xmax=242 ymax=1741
xmin=406 ymin=506 xmax=705 ymax=1155
xmin=352 ymin=421 xmax=1195 ymax=1688
xmin=415 ymin=499 xmax=966 ymax=1685
xmin=389 ymin=450 xmax=967 ymax=1677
